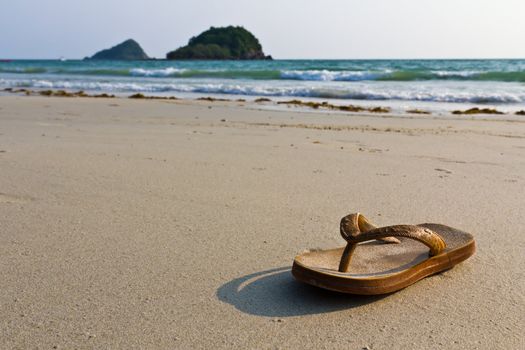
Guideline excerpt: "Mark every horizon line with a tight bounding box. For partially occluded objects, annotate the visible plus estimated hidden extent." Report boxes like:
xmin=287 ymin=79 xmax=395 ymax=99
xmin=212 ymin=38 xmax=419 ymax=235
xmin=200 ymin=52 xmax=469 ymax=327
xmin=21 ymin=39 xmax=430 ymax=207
xmin=2 ymin=57 xmax=525 ymax=61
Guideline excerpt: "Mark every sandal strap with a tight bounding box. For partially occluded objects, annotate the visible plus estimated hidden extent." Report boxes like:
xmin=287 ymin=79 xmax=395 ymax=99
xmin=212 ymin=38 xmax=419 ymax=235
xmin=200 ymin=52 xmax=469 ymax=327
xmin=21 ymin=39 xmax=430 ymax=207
xmin=340 ymin=213 xmax=401 ymax=244
xmin=338 ymin=213 xmax=447 ymax=272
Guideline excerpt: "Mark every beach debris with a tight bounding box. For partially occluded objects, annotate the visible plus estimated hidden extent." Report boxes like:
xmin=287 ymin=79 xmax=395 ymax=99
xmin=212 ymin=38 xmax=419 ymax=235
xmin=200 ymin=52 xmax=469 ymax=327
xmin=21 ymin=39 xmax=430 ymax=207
xmin=3 ymin=88 xmax=115 ymax=98
xmin=369 ymin=106 xmax=390 ymax=113
xmin=92 ymin=93 xmax=115 ymax=98
xmin=276 ymin=99 xmax=390 ymax=113
xmin=277 ymin=100 xmax=324 ymax=109
xmin=197 ymin=96 xmax=230 ymax=102
xmin=53 ymin=90 xmax=70 ymax=97
xmin=129 ymin=93 xmax=177 ymax=100
xmin=4 ymin=88 xmax=29 ymax=94
xmin=334 ymin=105 xmax=364 ymax=112
xmin=39 ymin=90 xmax=54 ymax=96
xmin=37 ymin=90 xmax=93 ymax=97
xmin=515 ymin=110 xmax=525 ymax=116
xmin=255 ymin=97 xmax=272 ymax=102
xmin=406 ymin=109 xmax=431 ymax=115
xmin=452 ymin=107 xmax=504 ymax=115
xmin=1 ymin=87 xmax=185 ymax=99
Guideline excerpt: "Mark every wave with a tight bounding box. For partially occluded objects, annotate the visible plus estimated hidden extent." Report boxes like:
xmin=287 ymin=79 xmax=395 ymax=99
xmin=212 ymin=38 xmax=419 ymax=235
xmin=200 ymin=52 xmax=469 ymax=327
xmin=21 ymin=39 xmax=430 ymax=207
xmin=0 ymin=67 xmax=47 ymax=74
xmin=2 ymin=66 xmax=525 ymax=82
xmin=130 ymin=68 xmax=282 ymax=80
xmin=377 ymin=70 xmax=525 ymax=82
xmin=130 ymin=67 xmax=187 ymax=77
xmin=281 ymin=69 xmax=525 ymax=82
xmin=280 ymin=70 xmax=388 ymax=81
xmin=0 ymin=66 xmax=282 ymax=80
xmin=2 ymin=78 xmax=524 ymax=104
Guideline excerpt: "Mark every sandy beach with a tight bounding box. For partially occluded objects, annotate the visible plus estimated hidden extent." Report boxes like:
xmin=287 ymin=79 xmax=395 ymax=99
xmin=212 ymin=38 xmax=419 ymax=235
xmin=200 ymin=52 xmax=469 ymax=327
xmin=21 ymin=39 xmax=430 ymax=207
xmin=0 ymin=95 xmax=524 ymax=349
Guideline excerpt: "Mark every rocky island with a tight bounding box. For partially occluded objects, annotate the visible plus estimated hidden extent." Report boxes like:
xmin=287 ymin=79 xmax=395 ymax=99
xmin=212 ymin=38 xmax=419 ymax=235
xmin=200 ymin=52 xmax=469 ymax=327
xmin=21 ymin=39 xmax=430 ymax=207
xmin=88 ymin=39 xmax=149 ymax=60
xmin=166 ymin=26 xmax=272 ymax=60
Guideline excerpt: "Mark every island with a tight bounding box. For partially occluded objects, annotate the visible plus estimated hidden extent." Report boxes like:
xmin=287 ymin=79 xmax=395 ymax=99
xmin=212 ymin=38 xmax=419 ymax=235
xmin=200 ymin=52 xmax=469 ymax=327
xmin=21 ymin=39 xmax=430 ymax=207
xmin=166 ymin=26 xmax=272 ymax=60
xmin=88 ymin=39 xmax=149 ymax=60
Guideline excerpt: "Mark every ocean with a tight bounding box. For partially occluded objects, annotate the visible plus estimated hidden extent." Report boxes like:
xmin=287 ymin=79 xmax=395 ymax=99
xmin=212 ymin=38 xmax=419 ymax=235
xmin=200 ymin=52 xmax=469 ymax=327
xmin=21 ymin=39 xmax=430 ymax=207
xmin=1 ymin=59 xmax=525 ymax=113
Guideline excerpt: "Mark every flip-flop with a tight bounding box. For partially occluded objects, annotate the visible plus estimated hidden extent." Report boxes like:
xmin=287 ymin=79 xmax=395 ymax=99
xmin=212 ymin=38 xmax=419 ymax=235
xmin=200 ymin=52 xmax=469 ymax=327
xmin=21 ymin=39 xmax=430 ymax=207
xmin=292 ymin=213 xmax=475 ymax=295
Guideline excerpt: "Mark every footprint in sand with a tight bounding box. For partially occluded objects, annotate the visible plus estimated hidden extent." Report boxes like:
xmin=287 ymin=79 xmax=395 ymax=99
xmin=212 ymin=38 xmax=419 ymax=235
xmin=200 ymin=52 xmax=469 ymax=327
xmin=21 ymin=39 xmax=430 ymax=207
xmin=0 ymin=193 xmax=35 ymax=204
xmin=435 ymin=168 xmax=453 ymax=174
xmin=359 ymin=147 xmax=387 ymax=153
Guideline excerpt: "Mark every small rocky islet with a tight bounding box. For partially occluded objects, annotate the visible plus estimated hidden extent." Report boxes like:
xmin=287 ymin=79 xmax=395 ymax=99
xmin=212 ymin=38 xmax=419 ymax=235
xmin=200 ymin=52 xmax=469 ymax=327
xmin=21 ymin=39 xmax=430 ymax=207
xmin=87 ymin=26 xmax=271 ymax=60
xmin=166 ymin=26 xmax=271 ymax=60
xmin=87 ymin=39 xmax=149 ymax=60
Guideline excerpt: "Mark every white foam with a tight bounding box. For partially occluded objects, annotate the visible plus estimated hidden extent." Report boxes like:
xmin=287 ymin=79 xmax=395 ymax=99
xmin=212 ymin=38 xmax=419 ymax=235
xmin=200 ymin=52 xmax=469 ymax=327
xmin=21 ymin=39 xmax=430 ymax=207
xmin=280 ymin=70 xmax=387 ymax=81
xmin=2 ymin=78 xmax=524 ymax=104
xmin=129 ymin=67 xmax=186 ymax=77
xmin=432 ymin=70 xmax=480 ymax=78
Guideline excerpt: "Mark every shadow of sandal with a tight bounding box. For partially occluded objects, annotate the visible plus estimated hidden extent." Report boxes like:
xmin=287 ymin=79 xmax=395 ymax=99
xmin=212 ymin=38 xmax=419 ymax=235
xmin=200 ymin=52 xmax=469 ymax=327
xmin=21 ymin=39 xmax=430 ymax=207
xmin=216 ymin=267 xmax=388 ymax=317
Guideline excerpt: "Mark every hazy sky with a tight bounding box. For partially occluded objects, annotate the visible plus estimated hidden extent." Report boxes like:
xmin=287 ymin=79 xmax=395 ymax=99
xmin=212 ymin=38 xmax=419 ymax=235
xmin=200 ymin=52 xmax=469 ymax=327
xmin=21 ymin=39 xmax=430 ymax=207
xmin=1 ymin=0 xmax=524 ymax=59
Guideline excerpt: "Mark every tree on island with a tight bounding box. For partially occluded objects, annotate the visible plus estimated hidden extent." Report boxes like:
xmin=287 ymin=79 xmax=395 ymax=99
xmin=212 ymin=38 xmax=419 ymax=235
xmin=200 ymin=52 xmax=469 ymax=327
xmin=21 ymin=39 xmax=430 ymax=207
xmin=88 ymin=39 xmax=149 ymax=60
xmin=166 ymin=26 xmax=272 ymax=60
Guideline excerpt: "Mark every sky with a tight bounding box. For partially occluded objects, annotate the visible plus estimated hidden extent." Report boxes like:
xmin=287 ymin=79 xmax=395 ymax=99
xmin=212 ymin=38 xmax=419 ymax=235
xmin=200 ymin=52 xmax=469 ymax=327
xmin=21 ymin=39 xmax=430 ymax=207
xmin=1 ymin=0 xmax=524 ymax=59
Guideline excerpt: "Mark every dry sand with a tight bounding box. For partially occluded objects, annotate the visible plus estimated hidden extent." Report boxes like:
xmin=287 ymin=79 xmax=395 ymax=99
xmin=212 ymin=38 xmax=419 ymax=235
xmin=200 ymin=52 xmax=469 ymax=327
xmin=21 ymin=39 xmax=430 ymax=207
xmin=0 ymin=95 xmax=524 ymax=349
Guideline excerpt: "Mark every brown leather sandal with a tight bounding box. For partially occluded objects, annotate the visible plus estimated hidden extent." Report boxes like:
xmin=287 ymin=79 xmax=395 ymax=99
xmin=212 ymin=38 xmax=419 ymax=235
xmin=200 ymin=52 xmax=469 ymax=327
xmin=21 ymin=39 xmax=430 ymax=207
xmin=292 ymin=213 xmax=475 ymax=295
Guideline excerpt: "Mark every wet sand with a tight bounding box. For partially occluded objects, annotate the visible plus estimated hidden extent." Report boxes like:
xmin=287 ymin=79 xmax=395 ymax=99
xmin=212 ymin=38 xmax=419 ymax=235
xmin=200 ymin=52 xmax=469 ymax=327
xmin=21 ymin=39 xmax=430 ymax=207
xmin=0 ymin=96 xmax=524 ymax=349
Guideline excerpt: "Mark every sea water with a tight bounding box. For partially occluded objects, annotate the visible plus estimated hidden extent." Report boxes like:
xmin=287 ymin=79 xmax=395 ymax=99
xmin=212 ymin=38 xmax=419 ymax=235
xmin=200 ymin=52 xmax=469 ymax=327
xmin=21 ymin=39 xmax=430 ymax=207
xmin=1 ymin=59 xmax=525 ymax=113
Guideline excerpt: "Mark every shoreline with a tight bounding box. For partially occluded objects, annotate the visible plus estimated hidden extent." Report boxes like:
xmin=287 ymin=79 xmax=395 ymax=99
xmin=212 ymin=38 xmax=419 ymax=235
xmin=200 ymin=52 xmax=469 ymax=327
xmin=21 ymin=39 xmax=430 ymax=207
xmin=3 ymin=87 xmax=525 ymax=119
xmin=2 ymin=58 xmax=525 ymax=117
